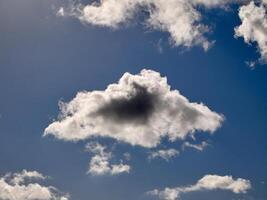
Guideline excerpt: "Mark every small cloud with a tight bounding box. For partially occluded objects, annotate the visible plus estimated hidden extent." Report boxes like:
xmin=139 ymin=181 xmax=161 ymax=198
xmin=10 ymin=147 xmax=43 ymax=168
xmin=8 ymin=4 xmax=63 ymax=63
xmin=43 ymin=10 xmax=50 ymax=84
xmin=56 ymin=7 xmax=65 ymax=17
xmin=235 ymin=1 xmax=267 ymax=65
xmin=148 ymin=174 xmax=251 ymax=200
xmin=123 ymin=152 xmax=131 ymax=161
xmin=148 ymin=149 xmax=179 ymax=161
xmin=86 ymin=142 xmax=130 ymax=176
xmin=182 ymin=141 xmax=210 ymax=151
xmin=245 ymin=61 xmax=257 ymax=69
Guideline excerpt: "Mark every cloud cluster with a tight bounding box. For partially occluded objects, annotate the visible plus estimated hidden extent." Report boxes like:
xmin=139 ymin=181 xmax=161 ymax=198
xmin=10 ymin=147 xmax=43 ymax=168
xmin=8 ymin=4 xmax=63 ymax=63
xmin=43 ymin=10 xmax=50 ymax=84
xmin=149 ymin=149 xmax=180 ymax=161
xmin=0 ymin=170 xmax=69 ymax=200
xmin=235 ymin=1 xmax=267 ymax=63
xmin=85 ymin=142 xmax=130 ymax=175
xmin=58 ymin=0 xmax=245 ymax=50
xmin=149 ymin=174 xmax=251 ymax=200
xmin=44 ymin=69 xmax=223 ymax=148
xmin=56 ymin=0 xmax=267 ymax=65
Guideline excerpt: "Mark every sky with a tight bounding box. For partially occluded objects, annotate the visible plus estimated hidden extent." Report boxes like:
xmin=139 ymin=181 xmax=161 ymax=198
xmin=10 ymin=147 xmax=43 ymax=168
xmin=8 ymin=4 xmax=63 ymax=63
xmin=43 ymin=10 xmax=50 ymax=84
xmin=0 ymin=0 xmax=267 ymax=200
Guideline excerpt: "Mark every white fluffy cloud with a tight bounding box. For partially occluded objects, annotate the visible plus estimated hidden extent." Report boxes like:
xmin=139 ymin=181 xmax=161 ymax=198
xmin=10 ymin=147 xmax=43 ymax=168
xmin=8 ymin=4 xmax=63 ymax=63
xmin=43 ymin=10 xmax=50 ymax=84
xmin=85 ymin=142 xmax=130 ymax=175
xmin=57 ymin=0 xmax=267 ymax=64
xmin=149 ymin=174 xmax=251 ymax=200
xmin=44 ymin=69 xmax=223 ymax=148
xmin=80 ymin=0 xmax=139 ymax=28
xmin=143 ymin=0 xmax=211 ymax=50
xmin=149 ymin=149 xmax=179 ymax=161
xmin=0 ymin=170 xmax=69 ymax=200
xmin=58 ymin=0 xmax=245 ymax=50
xmin=235 ymin=1 xmax=267 ymax=63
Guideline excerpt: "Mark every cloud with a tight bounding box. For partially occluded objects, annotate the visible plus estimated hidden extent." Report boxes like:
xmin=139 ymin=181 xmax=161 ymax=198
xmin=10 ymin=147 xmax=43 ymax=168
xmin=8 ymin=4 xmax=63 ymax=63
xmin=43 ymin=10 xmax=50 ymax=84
xmin=143 ymin=0 xmax=211 ymax=50
xmin=44 ymin=69 xmax=224 ymax=148
xmin=235 ymin=1 xmax=267 ymax=63
xmin=148 ymin=174 xmax=251 ymax=200
xmin=182 ymin=141 xmax=209 ymax=151
xmin=0 ymin=170 xmax=69 ymax=200
xmin=79 ymin=0 xmax=139 ymax=28
xmin=85 ymin=142 xmax=130 ymax=175
xmin=57 ymin=7 xmax=65 ymax=17
xmin=123 ymin=152 xmax=131 ymax=161
xmin=58 ymin=0 xmax=246 ymax=50
xmin=8 ymin=170 xmax=46 ymax=185
xmin=148 ymin=149 xmax=179 ymax=161
xmin=190 ymin=0 xmax=245 ymax=8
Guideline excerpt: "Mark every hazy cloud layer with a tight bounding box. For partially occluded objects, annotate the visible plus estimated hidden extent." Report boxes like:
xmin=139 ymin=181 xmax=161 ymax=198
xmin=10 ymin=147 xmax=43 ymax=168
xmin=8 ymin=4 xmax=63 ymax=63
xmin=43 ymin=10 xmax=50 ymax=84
xmin=44 ymin=69 xmax=223 ymax=148
xmin=0 ymin=170 xmax=69 ymax=200
xmin=149 ymin=174 xmax=251 ymax=200
xmin=85 ymin=142 xmax=130 ymax=175
xmin=235 ymin=1 xmax=267 ymax=63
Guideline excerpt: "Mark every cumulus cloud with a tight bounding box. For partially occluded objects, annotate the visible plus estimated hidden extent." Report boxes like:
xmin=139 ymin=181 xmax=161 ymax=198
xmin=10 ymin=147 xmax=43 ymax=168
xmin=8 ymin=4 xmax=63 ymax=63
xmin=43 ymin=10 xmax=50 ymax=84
xmin=182 ymin=141 xmax=209 ymax=151
xmin=235 ymin=1 xmax=267 ymax=63
xmin=144 ymin=0 xmax=211 ymax=50
xmin=59 ymin=0 xmax=267 ymax=58
xmin=58 ymin=0 xmax=247 ymax=50
xmin=85 ymin=142 xmax=130 ymax=175
xmin=44 ymin=69 xmax=224 ymax=148
xmin=0 ymin=170 xmax=69 ymax=200
xmin=148 ymin=174 xmax=251 ymax=200
xmin=8 ymin=170 xmax=46 ymax=185
xmin=148 ymin=149 xmax=179 ymax=161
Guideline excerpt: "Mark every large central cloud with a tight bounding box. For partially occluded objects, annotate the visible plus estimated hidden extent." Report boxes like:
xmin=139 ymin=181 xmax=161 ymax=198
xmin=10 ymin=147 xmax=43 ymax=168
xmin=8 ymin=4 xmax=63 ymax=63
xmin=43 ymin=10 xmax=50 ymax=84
xmin=44 ymin=69 xmax=223 ymax=148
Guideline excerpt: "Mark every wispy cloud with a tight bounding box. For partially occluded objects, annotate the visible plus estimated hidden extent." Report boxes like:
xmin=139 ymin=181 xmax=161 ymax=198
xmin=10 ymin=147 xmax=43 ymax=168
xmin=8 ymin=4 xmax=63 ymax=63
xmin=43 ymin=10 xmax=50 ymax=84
xmin=148 ymin=149 xmax=180 ymax=161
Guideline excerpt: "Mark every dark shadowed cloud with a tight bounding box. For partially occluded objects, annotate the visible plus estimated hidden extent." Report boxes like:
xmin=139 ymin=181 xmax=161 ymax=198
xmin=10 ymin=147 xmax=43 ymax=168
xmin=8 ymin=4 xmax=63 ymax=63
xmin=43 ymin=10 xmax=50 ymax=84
xmin=44 ymin=69 xmax=223 ymax=148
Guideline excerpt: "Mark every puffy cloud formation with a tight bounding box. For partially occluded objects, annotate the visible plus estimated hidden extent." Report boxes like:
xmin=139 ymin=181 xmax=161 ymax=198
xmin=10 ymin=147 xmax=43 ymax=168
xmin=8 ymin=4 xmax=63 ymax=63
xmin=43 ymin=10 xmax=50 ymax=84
xmin=142 ymin=0 xmax=211 ymax=50
xmin=85 ymin=142 xmax=130 ymax=175
xmin=44 ymin=69 xmax=224 ymax=148
xmin=148 ymin=149 xmax=179 ymax=161
xmin=81 ymin=0 xmax=139 ymax=28
xmin=58 ymin=0 xmax=245 ymax=49
xmin=235 ymin=1 xmax=267 ymax=63
xmin=0 ymin=170 xmax=69 ymax=200
xmin=148 ymin=174 xmax=251 ymax=200
xmin=182 ymin=141 xmax=209 ymax=151
xmin=57 ymin=0 xmax=267 ymax=64
xmin=7 ymin=170 xmax=46 ymax=185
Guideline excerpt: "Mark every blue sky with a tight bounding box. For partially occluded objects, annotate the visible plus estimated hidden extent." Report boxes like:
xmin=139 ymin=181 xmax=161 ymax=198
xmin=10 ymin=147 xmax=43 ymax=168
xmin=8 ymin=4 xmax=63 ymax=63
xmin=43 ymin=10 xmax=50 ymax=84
xmin=0 ymin=0 xmax=267 ymax=200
